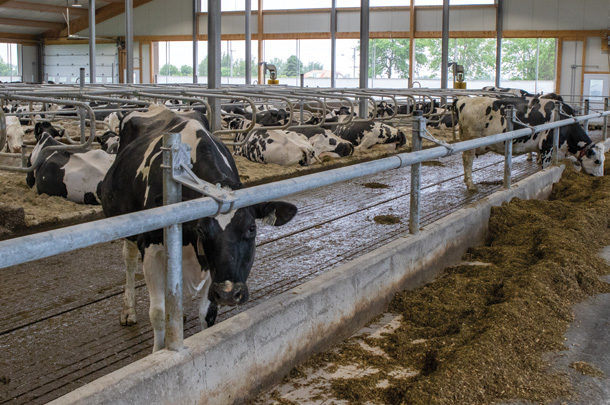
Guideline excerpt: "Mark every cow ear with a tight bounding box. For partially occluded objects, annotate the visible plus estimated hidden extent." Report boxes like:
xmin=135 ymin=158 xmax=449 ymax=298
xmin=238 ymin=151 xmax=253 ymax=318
xmin=253 ymin=201 xmax=297 ymax=226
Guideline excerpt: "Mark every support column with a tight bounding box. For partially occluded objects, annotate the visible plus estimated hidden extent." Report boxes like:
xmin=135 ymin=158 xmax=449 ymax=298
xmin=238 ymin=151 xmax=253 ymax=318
xmin=257 ymin=0 xmax=263 ymax=84
xmin=495 ymin=0 xmax=503 ymax=87
xmin=208 ymin=0 xmax=221 ymax=130
xmin=193 ymin=0 xmax=199 ymax=84
xmin=359 ymin=0 xmax=369 ymax=118
xmin=89 ymin=0 xmax=96 ymax=84
xmin=330 ymin=0 xmax=337 ymax=88
xmin=245 ymin=0 xmax=252 ymax=84
xmin=408 ymin=1 xmax=415 ymax=88
xmin=125 ymin=0 xmax=134 ymax=84
xmin=440 ymin=0 xmax=449 ymax=89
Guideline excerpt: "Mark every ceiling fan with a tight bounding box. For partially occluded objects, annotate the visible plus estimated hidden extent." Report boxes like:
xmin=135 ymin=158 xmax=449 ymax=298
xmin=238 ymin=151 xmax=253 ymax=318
xmin=61 ymin=0 xmax=116 ymax=41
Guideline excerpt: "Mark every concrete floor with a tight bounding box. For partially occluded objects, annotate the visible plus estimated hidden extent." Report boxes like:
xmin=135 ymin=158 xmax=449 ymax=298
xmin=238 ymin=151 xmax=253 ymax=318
xmin=0 ymin=152 xmax=540 ymax=404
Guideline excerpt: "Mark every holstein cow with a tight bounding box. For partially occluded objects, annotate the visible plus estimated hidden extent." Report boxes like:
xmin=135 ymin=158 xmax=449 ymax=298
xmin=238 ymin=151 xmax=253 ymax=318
xmin=100 ymin=105 xmax=297 ymax=351
xmin=34 ymin=121 xmax=64 ymax=141
xmin=333 ymin=121 xmax=407 ymax=151
xmin=96 ymin=131 xmax=120 ymax=154
xmin=4 ymin=116 xmax=24 ymax=153
xmin=482 ymin=86 xmax=532 ymax=98
xmin=26 ymin=133 xmax=115 ymax=204
xmin=290 ymin=127 xmax=354 ymax=159
xmin=234 ymin=127 xmax=318 ymax=166
xmin=456 ymin=95 xmax=605 ymax=192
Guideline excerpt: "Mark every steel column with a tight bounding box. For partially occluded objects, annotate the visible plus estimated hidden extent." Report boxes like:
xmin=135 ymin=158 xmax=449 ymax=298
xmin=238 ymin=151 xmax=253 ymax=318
xmin=440 ymin=0 xmax=449 ymax=90
xmin=358 ymin=0 xmax=369 ymax=118
xmin=245 ymin=0 xmax=252 ymax=85
xmin=162 ymin=133 xmax=184 ymax=351
xmin=193 ymin=0 xmax=199 ymax=84
xmin=583 ymin=98 xmax=590 ymax=135
xmin=495 ymin=0 xmax=503 ymax=87
xmin=88 ymin=0 xmax=96 ymax=84
xmin=504 ymin=106 xmax=514 ymax=188
xmin=79 ymin=68 xmax=86 ymax=144
xmin=552 ymin=103 xmax=560 ymax=164
xmin=602 ymin=97 xmax=610 ymax=141
xmin=330 ymin=0 xmax=337 ymax=88
xmin=410 ymin=111 xmax=424 ymax=234
xmin=208 ymin=0 xmax=221 ymax=130
xmin=125 ymin=0 xmax=134 ymax=84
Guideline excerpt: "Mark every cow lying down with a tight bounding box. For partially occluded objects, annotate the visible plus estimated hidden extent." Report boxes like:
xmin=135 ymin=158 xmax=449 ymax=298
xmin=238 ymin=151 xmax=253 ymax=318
xmin=26 ymin=133 xmax=115 ymax=204
xmin=228 ymin=117 xmax=354 ymax=166
xmin=456 ymin=95 xmax=605 ymax=192
xmin=100 ymin=105 xmax=297 ymax=351
xmin=332 ymin=121 xmax=407 ymax=151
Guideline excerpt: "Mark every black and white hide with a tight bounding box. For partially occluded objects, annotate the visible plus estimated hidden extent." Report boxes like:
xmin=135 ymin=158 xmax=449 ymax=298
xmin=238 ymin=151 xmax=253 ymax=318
xmin=99 ymin=104 xmax=297 ymax=352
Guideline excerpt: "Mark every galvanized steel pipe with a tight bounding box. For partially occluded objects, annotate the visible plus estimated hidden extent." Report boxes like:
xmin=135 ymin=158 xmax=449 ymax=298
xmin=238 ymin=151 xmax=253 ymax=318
xmin=409 ymin=111 xmax=424 ymax=234
xmin=125 ymin=0 xmax=134 ymax=84
xmin=89 ymin=0 xmax=96 ymax=84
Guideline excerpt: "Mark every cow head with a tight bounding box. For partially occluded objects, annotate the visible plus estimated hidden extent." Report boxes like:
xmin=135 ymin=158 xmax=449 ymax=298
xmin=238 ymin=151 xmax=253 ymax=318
xmin=34 ymin=121 xmax=64 ymax=142
xmin=376 ymin=101 xmax=395 ymax=118
xmin=196 ymin=201 xmax=297 ymax=306
xmin=578 ymin=142 xmax=605 ymax=177
xmin=97 ymin=131 xmax=120 ymax=154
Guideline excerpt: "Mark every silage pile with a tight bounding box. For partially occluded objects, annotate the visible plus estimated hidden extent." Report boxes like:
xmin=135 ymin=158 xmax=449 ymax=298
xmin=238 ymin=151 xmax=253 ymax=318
xmin=293 ymin=157 xmax=610 ymax=404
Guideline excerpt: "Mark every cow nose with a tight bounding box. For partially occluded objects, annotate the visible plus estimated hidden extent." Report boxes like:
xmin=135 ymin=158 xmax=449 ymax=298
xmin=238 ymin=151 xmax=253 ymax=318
xmin=210 ymin=281 xmax=249 ymax=306
xmin=595 ymin=159 xmax=601 ymax=165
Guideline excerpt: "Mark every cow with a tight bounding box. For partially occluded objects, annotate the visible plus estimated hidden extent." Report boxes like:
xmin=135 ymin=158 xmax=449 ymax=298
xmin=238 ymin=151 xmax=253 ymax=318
xmin=234 ymin=127 xmax=318 ymax=166
xmin=103 ymin=112 xmax=122 ymax=133
xmin=96 ymin=131 xmax=120 ymax=154
xmin=289 ymin=127 xmax=354 ymax=159
xmin=4 ymin=116 xmax=24 ymax=153
xmin=482 ymin=86 xmax=533 ymax=98
xmin=333 ymin=121 xmax=407 ymax=151
xmin=26 ymin=133 xmax=115 ymax=204
xmin=455 ymin=95 xmax=605 ymax=192
xmin=99 ymin=105 xmax=297 ymax=351
xmin=34 ymin=121 xmax=64 ymax=141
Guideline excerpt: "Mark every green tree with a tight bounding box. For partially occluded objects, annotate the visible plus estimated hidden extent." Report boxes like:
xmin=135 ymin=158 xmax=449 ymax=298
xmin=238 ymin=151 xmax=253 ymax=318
xmin=303 ymin=61 xmax=324 ymax=73
xmin=368 ymin=38 xmax=410 ymax=79
xmin=198 ymin=56 xmax=208 ymax=77
xmin=160 ymin=63 xmax=179 ymax=76
xmin=180 ymin=64 xmax=193 ymax=76
xmin=284 ymin=55 xmax=302 ymax=77
xmin=449 ymin=38 xmax=496 ymax=80
xmin=502 ymin=38 xmax=556 ymax=80
xmin=0 ymin=57 xmax=18 ymax=76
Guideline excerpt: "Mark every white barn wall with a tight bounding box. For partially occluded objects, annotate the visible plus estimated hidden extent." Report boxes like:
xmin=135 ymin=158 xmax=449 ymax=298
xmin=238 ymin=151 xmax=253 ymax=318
xmin=21 ymin=45 xmax=38 ymax=83
xmin=504 ymin=0 xmax=608 ymax=30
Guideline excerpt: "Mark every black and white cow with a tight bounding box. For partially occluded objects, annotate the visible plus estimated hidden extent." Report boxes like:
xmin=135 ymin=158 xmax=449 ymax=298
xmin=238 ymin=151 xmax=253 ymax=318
xmin=26 ymin=133 xmax=115 ymax=204
xmin=482 ymin=86 xmax=533 ymax=98
xmin=34 ymin=121 xmax=64 ymax=141
xmin=455 ymin=95 xmax=605 ymax=191
xmin=4 ymin=115 xmax=24 ymax=153
xmin=100 ymin=105 xmax=297 ymax=351
xmin=290 ymin=127 xmax=354 ymax=159
xmin=234 ymin=127 xmax=318 ymax=166
xmin=333 ymin=121 xmax=407 ymax=151
xmin=96 ymin=131 xmax=120 ymax=154
xmin=103 ymin=111 xmax=122 ymax=133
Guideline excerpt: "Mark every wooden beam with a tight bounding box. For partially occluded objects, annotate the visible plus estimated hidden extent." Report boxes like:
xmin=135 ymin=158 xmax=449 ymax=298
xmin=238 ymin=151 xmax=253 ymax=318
xmin=0 ymin=0 xmax=11 ymax=6
xmin=1 ymin=1 xmax=87 ymax=16
xmin=0 ymin=17 xmax=64 ymax=30
xmin=44 ymin=0 xmax=154 ymax=39
xmin=555 ymin=38 xmax=562 ymax=93
xmin=0 ymin=32 xmax=39 ymax=44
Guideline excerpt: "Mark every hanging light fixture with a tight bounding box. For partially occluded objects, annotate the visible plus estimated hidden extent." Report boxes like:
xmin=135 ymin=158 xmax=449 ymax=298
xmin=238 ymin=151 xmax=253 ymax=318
xmin=72 ymin=0 xmax=83 ymax=7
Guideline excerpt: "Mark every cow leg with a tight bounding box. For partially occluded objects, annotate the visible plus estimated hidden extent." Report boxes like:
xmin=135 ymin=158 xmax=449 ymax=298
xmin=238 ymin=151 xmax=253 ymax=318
xmin=142 ymin=243 xmax=166 ymax=352
xmin=120 ymin=239 xmax=139 ymax=326
xmin=462 ymin=150 xmax=477 ymax=192
xmin=197 ymin=271 xmax=215 ymax=329
xmin=526 ymin=152 xmax=533 ymax=161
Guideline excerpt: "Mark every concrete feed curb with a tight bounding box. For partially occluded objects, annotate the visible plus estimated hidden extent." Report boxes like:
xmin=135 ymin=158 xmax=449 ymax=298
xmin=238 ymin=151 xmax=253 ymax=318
xmin=49 ymin=165 xmax=565 ymax=405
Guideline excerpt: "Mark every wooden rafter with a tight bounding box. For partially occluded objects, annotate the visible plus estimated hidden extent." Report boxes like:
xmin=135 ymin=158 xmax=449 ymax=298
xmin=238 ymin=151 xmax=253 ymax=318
xmin=0 ymin=17 xmax=64 ymax=30
xmin=0 ymin=31 xmax=39 ymax=44
xmin=44 ymin=0 xmax=154 ymax=39
xmin=1 ymin=1 xmax=88 ymax=16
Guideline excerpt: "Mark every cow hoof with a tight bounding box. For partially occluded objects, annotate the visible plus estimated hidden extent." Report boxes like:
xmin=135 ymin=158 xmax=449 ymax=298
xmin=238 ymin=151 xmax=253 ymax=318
xmin=466 ymin=185 xmax=478 ymax=193
xmin=120 ymin=309 xmax=137 ymax=326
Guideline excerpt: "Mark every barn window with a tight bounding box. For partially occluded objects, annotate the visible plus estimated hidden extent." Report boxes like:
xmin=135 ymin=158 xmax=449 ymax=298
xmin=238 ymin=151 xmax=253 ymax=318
xmin=501 ymin=38 xmax=557 ymax=94
xmin=0 ymin=43 xmax=21 ymax=83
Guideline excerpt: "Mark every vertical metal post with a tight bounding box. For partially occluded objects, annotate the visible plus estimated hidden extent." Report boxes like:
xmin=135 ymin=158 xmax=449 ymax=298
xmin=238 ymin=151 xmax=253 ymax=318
xmin=208 ymin=0 xmax=221 ymax=130
xmin=245 ymin=0 xmax=252 ymax=84
xmin=193 ymin=0 xmax=199 ymax=84
xmin=330 ymin=0 xmax=337 ymax=88
xmin=79 ymin=67 xmax=86 ymax=144
xmin=89 ymin=0 xmax=96 ymax=84
xmin=583 ymin=98 xmax=590 ymax=135
xmin=162 ymin=133 xmax=184 ymax=351
xmin=125 ymin=0 xmax=134 ymax=84
xmin=504 ymin=106 xmax=514 ymax=188
xmin=603 ymin=97 xmax=608 ymax=141
xmin=410 ymin=111 xmax=424 ymax=234
xmin=552 ymin=103 xmax=561 ymax=164
xmin=495 ymin=0 xmax=503 ymax=87
xmin=359 ymin=0 xmax=369 ymax=118
xmin=440 ymin=0 xmax=449 ymax=90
